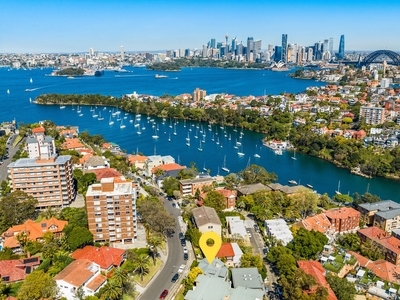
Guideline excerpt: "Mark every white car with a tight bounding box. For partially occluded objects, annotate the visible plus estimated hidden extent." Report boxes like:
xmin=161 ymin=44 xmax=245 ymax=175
xmin=178 ymin=264 xmax=185 ymax=273
xmin=248 ymin=233 xmax=252 ymax=238
xmin=183 ymin=247 xmax=188 ymax=254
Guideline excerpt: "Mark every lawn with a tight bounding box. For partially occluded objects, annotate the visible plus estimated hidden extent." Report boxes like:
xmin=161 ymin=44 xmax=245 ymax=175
xmin=324 ymin=262 xmax=344 ymax=273
xmin=133 ymin=259 xmax=163 ymax=286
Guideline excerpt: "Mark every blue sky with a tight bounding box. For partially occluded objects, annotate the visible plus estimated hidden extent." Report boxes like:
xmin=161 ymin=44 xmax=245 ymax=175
xmin=0 ymin=0 xmax=399 ymax=53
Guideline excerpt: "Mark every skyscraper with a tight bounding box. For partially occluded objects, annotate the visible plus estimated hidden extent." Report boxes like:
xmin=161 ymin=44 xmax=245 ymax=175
xmin=120 ymin=46 xmax=125 ymax=61
xmin=281 ymin=34 xmax=288 ymax=63
xmin=329 ymin=38 xmax=334 ymax=57
xmin=231 ymin=38 xmax=237 ymax=55
xmin=89 ymin=48 xmax=94 ymax=57
xmin=210 ymin=38 xmax=216 ymax=49
xmin=246 ymin=37 xmax=254 ymax=61
xmin=274 ymin=46 xmax=282 ymax=63
xmin=338 ymin=35 xmax=345 ymax=59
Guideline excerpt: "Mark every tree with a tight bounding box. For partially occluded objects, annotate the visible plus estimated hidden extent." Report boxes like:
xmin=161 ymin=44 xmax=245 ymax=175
xmin=133 ymin=254 xmax=150 ymax=281
xmin=65 ymin=226 xmax=93 ymax=251
xmin=162 ymin=176 xmax=180 ymax=196
xmin=185 ymin=227 xmax=202 ymax=248
xmin=100 ymin=280 xmax=122 ymax=300
xmin=326 ymin=273 xmax=356 ymax=300
xmin=185 ymin=267 xmax=204 ymax=292
xmin=148 ymin=235 xmax=163 ymax=266
xmin=224 ymin=173 xmax=240 ymax=190
xmin=337 ymin=233 xmax=360 ymax=251
xmin=154 ymin=168 xmax=164 ymax=178
xmin=17 ymin=270 xmax=58 ymax=300
xmin=361 ymin=239 xmax=385 ymax=260
xmin=333 ymin=194 xmax=353 ymax=203
xmin=238 ymin=164 xmax=277 ymax=185
xmin=203 ymin=191 xmax=226 ymax=212
xmin=240 ymin=253 xmax=264 ymax=272
xmin=0 ymin=190 xmax=37 ymax=233
xmin=291 ymin=188 xmax=320 ymax=219
xmin=288 ymin=228 xmax=328 ymax=260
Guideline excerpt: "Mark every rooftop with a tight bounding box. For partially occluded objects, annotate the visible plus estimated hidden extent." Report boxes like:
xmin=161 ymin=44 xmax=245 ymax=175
xmin=216 ymin=243 xmax=235 ymax=258
xmin=198 ymin=258 xmax=228 ymax=278
xmin=358 ymin=200 xmax=400 ymax=212
xmin=88 ymin=168 xmax=122 ymax=181
xmin=325 ymin=207 xmax=360 ymax=220
xmin=71 ymin=246 xmax=125 ymax=270
xmin=184 ymin=274 xmax=230 ymax=300
xmin=180 ymin=177 xmax=215 ymax=185
xmin=192 ymin=206 xmax=222 ymax=227
xmin=237 ymin=183 xmax=271 ymax=195
xmin=54 ymin=259 xmax=98 ymax=288
xmin=8 ymin=155 xmax=71 ymax=168
xmin=231 ymin=268 xmax=264 ymax=290
xmin=86 ymin=180 xmax=132 ymax=197
xmin=375 ymin=208 xmax=400 ymax=220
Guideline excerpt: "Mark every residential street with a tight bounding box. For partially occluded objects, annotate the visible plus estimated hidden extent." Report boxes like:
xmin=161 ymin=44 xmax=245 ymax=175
xmin=137 ymin=197 xmax=187 ymax=300
xmin=0 ymin=134 xmax=18 ymax=183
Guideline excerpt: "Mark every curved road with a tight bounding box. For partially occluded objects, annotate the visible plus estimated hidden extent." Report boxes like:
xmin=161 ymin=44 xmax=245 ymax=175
xmin=138 ymin=198 xmax=185 ymax=300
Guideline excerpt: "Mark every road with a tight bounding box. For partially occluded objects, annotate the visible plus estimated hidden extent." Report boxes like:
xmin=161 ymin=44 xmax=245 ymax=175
xmin=244 ymin=216 xmax=280 ymax=299
xmin=138 ymin=197 xmax=186 ymax=300
xmin=0 ymin=134 xmax=18 ymax=183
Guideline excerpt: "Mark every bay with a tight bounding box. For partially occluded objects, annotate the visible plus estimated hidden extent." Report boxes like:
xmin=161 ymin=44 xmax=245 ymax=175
xmin=0 ymin=67 xmax=399 ymax=201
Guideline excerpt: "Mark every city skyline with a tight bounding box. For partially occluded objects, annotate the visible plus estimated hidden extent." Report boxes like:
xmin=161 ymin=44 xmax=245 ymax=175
xmin=0 ymin=0 xmax=399 ymax=53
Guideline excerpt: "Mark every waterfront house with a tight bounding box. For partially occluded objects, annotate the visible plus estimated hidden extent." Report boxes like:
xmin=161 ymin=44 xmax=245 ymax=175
xmin=71 ymin=246 xmax=126 ymax=272
xmin=358 ymin=200 xmax=400 ymax=226
xmin=180 ymin=177 xmax=215 ymax=197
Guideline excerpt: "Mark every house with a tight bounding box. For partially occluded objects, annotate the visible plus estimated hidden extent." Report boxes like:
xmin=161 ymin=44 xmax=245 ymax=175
xmin=184 ymin=274 xmax=231 ymax=300
xmin=358 ymin=201 xmax=400 ymax=226
xmin=230 ymin=268 xmax=264 ymax=291
xmin=0 ymin=257 xmax=40 ymax=283
xmin=71 ymin=246 xmax=126 ymax=272
xmin=199 ymin=189 xmax=237 ymax=209
xmin=192 ymin=206 xmax=222 ymax=236
xmin=297 ymin=260 xmax=337 ymax=300
xmin=216 ymin=243 xmax=243 ymax=267
xmin=236 ymin=183 xmax=271 ymax=197
xmin=127 ymin=155 xmax=148 ymax=170
xmin=294 ymin=213 xmax=335 ymax=237
xmin=88 ymin=168 xmax=123 ymax=181
xmin=62 ymin=138 xmax=85 ymax=150
xmin=84 ymin=156 xmax=110 ymax=170
xmin=180 ymin=177 xmax=215 ymax=197
xmin=198 ymin=258 xmax=229 ymax=279
xmin=226 ymin=216 xmax=247 ymax=240
xmin=265 ymin=219 xmax=293 ymax=246
xmin=1 ymin=218 xmax=68 ymax=251
xmin=324 ymin=207 xmax=360 ymax=233
xmin=54 ymin=259 xmax=107 ymax=300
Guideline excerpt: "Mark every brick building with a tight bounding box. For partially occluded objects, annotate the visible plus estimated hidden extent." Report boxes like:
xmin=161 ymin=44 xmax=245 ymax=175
xmin=86 ymin=178 xmax=137 ymax=244
xmin=324 ymin=207 xmax=360 ymax=233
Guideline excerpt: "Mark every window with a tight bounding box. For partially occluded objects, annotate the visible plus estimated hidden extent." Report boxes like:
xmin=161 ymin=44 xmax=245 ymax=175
xmin=116 ymin=212 xmax=120 ymax=216
xmin=94 ymin=201 xmax=100 ymax=206
xmin=95 ymin=218 xmax=102 ymax=222
xmin=96 ymin=229 xmax=102 ymax=232
xmin=114 ymin=201 xmax=120 ymax=205
xmin=125 ymin=206 xmax=130 ymax=209
xmin=208 ymin=226 xmax=213 ymax=229
xmin=96 ymin=224 xmax=102 ymax=228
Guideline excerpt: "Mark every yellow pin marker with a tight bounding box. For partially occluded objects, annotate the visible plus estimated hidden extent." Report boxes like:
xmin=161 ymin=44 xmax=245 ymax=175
xmin=199 ymin=231 xmax=222 ymax=264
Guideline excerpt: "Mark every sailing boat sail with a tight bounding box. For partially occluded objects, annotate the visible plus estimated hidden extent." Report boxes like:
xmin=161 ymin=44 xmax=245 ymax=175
xmin=237 ymin=145 xmax=245 ymax=156
xmin=120 ymin=119 xmax=126 ymax=129
xmin=109 ymin=115 xmax=114 ymax=125
xmin=335 ymin=180 xmax=341 ymax=195
xmin=291 ymin=150 xmax=297 ymax=160
xmin=222 ymin=156 xmax=229 ymax=172
xmin=98 ymin=111 xmax=104 ymax=120
xmin=198 ymin=140 xmax=203 ymax=151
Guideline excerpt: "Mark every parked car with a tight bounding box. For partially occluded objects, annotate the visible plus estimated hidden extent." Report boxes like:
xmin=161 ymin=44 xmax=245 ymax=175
xmin=248 ymin=233 xmax=252 ymax=238
xmin=171 ymin=273 xmax=179 ymax=282
xmin=179 ymin=232 xmax=184 ymax=239
xmin=181 ymin=239 xmax=186 ymax=246
xmin=254 ymin=225 xmax=259 ymax=232
xmin=172 ymin=203 xmax=176 ymax=208
xmin=183 ymin=253 xmax=188 ymax=260
xmin=263 ymin=248 xmax=269 ymax=255
xmin=183 ymin=247 xmax=188 ymax=254
xmin=178 ymin=264 xmax=185 ymax=273
xmin=159 ymin=289 xmax=168 ymax=299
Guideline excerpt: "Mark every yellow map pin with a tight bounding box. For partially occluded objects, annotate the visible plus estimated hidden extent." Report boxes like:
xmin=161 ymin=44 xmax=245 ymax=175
xmin=199 ymin=232 xmax=222 ymax=264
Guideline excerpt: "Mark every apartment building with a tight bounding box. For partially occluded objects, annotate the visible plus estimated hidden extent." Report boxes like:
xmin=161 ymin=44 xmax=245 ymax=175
xmin=180 ymin=177 xmax=215 ymax=197
xmin=192 ymin=206 xmax=222 ymax=236
xmin=358 ymin=200 xmax=400 ymax=226
xmin=193 ymin=87 xmax=206 ymax=102
xmin=86 ymin=178 xmax=137 ymax=244
xmin=359 ymin=106 xmax=385 ymax=125
xmin=324 ymin=207 xmax=360 ymax=233
xmin=8 ymin=155 xmax=75 ymax=209
xmin=373 ymin=208 xmax=400 ymax=233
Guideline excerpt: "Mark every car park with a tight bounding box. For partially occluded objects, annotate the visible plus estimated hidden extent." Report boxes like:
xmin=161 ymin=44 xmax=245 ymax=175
xmin=171 ymin=273 xmax=179 ymax=282
xmin=183 ymin=253 xmax=188 ymax=260
xmin=159 ymin=289 xmax=168 ymax=299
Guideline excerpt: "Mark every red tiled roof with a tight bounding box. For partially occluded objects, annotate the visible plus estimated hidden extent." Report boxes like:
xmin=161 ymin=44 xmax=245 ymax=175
xmin=358 ymin=226 xmax=388 ymax=240
xmin=216 ymin=243 xmax=235 ymax=258
xmin=347 ymin=251 xmax=371 ymax=268
xmin=325 ymin=207 xmax=360 ymax=220
xmin=62 ymin=138 xmax=84 ymax=150
xmin=298 ymin=260 xmax=338 ymax=300
xmin=366 ymin=259 xmax=400 ymax=283
xmin=71 ymin=246 xmax=125 ymax=270
xmin=0 ymin=257 xmax=40 ymax=282
xmin=85 ymin=273 xmax=107 ymax=291
xmin=32 ymin=127 xmax=45 ymax=133
xmin=54 ymin=259 xmax=96 ymax=288
xmin=2 ymin=218 xmax=67 ymax=249
xmin=89 ymin=168 xmax=122 ymax=181
xmin=379 ymin=237 xmax=400 ymax=255
xmin=296 ymin=214 xmax=332 ymax=234
xmin=127 ymin=155 xmax=148 ymax=164
xmin=151 ymin=163 xmax=186 ymax=173
xmin=216 ymin=189 xmax=236 ymax=198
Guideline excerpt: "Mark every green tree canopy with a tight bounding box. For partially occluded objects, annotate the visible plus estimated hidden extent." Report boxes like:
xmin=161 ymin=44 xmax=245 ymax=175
xmin=0 ymin=190 xmax=37 ymax=233
xmin=326 ymin=273 xmax=356 ymax=300
xmin=203 ymin=191 xmax=226 ymax=212
xmin=238 ymin=164 xmax=278 ymax=185
xmin=17 ymin=270 xmax=58 ymax=300
xmin=287 ymin=228 xmax=328 ymax=260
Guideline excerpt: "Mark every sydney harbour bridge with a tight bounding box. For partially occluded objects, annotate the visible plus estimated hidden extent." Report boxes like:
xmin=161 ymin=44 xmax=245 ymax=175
xmin=339 ymin=50 xmax=400 ymax=67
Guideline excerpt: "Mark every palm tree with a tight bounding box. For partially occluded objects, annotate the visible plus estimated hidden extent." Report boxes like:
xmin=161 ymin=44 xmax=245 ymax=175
xmin=112 ymin=267 xmax=128 ymax=286
xmin=148 ymin=235 xmax=163 ymax=266
xmin=101 ymin=280 xmax=122 ymax=300
xmin=133 ymin=254 xmax=150 ymax=281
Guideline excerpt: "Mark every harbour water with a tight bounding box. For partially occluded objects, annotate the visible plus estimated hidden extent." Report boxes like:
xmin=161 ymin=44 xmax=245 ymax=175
xmin=0 ymin=67 xmax=399 ymax=200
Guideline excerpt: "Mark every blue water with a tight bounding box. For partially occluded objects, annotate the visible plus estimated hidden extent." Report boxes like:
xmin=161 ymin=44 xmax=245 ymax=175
xmin=0 ymin=67 xmax=399 ymax=200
